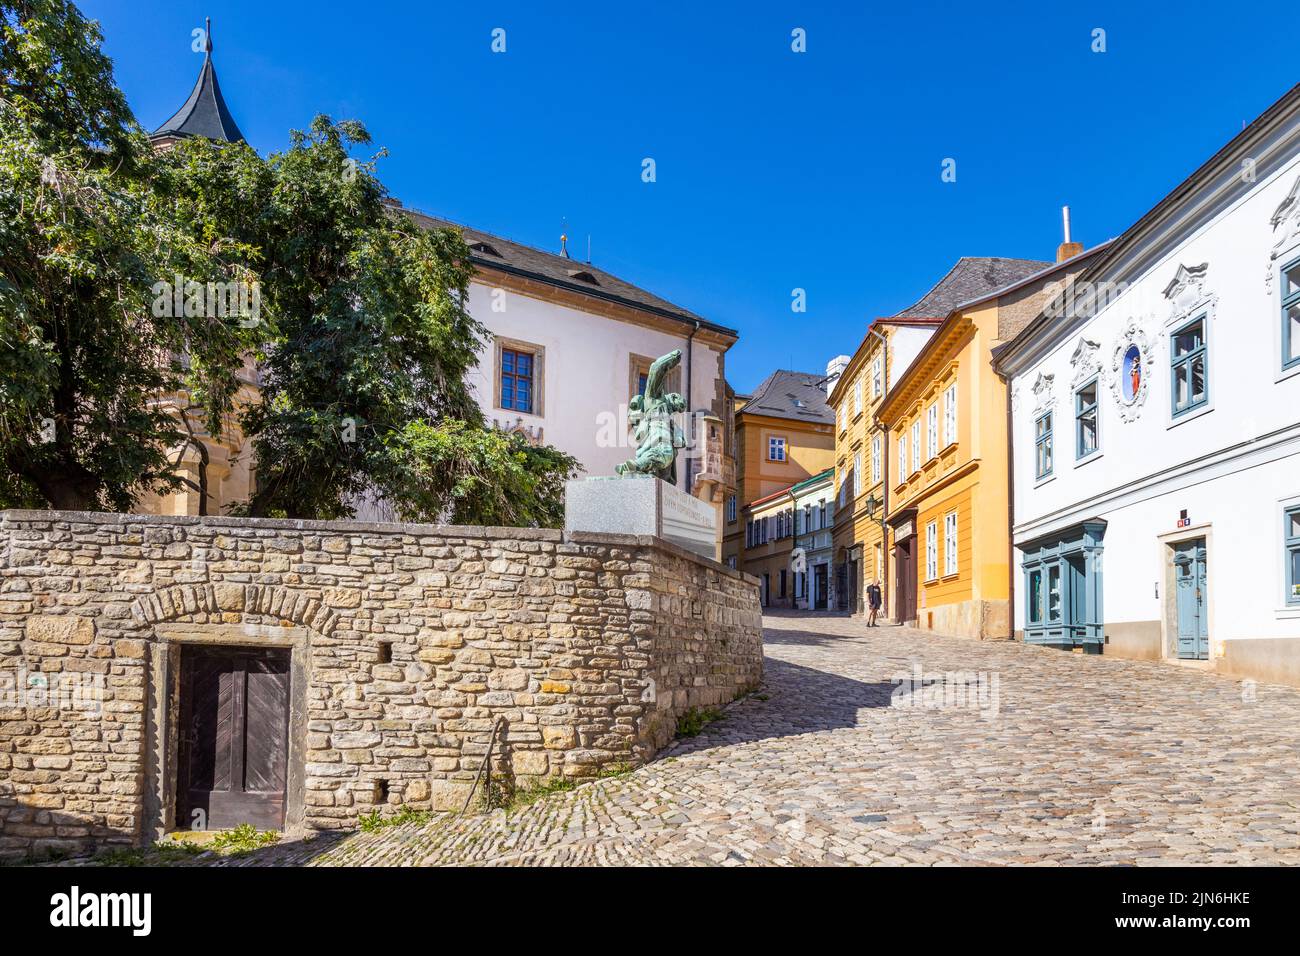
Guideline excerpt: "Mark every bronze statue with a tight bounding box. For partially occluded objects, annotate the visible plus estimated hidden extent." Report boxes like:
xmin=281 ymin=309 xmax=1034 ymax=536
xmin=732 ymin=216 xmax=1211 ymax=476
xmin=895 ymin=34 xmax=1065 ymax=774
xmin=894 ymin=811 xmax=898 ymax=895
xmin=615 ymin=349 xmax=687 ymax=483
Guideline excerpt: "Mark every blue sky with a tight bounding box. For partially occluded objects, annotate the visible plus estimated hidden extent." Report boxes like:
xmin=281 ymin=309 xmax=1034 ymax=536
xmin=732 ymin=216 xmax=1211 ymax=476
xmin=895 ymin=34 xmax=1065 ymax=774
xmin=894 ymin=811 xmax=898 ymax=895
xmin=86 ymin=0 xmax=1298 ymax=393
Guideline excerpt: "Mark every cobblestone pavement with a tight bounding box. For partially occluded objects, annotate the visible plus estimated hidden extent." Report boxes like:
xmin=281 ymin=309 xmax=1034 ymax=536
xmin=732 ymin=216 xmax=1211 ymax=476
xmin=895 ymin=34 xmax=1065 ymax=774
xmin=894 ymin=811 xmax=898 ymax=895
xmin=215 ymin=613 xmax=1300 ymax=866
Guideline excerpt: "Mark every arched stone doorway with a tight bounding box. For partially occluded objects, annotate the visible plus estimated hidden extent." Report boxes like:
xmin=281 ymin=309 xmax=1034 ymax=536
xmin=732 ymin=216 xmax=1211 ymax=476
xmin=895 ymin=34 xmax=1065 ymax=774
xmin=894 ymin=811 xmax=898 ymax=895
xmin=133 ymin=584 xmax=323 ymax=841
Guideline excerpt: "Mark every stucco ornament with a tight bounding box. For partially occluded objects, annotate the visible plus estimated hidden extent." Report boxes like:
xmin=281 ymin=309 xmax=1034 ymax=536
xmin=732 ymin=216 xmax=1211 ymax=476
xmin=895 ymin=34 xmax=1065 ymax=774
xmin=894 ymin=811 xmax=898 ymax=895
xmin=1265 ymin=175 xmax=1300 ymax=293
xmin=1069 ymin=337 xmax=1102 ymax=387
xmin=1163 ymin=262 xmax=1216 ymax=328
xmin=1109 ymin=316 xmax=1156 ymax=422
xmin=615 ymin=349 xmax=687 ymax=483
xmin=1031 ymin=371 xmax=1056 ymax=415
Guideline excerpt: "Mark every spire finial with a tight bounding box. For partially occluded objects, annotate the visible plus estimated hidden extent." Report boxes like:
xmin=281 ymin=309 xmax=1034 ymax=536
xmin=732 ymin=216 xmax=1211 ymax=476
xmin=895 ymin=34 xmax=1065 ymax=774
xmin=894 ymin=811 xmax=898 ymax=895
xmin=205 ymin=17 xmax=213 ymax=55
xmin=560 ymin=233 xmax=570 ymax=258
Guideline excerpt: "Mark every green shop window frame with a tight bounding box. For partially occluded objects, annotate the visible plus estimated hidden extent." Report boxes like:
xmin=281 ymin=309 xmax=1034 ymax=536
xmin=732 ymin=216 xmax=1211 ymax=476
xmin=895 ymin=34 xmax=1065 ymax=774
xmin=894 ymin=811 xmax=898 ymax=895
xmin=1020 ymin=520 xmax=1106 ymax=652
xmin=1286 ymin=505 xmax=1300 ymax=606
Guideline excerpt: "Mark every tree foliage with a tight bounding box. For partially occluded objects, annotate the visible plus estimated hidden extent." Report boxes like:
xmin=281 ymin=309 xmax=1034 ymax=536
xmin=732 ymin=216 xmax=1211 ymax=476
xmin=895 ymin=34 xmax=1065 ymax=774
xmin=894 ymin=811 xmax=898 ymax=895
xmin=1 ymin=1 xmax=579 ymax=524
xmin=0 ymin=0 xmax=258 ymax=510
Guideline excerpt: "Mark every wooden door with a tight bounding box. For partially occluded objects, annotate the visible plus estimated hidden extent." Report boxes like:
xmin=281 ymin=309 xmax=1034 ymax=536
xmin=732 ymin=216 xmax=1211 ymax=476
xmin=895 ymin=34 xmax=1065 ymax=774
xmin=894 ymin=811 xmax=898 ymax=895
xmin=178 ymin=646 xmax=290 ymax=831
xmin=1174 ymin=539 xmax=1209 ymax=660
xmin=895 ymin=538 xmax=916 ymax=623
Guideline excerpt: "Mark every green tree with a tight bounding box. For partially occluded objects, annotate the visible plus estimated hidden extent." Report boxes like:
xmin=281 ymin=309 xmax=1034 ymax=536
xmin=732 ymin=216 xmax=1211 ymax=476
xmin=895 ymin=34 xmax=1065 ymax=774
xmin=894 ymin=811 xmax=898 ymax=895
xmin=0 ymin=0 xmax=258 ymax=510
xmin=160 ymin=116 xmax=579 ymax=524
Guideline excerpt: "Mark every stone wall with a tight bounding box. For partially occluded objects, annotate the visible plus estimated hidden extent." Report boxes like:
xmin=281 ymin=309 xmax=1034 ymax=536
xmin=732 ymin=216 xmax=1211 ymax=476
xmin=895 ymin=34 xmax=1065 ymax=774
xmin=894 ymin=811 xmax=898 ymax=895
xmin=0 ymin=511 xmax=762 ymax=860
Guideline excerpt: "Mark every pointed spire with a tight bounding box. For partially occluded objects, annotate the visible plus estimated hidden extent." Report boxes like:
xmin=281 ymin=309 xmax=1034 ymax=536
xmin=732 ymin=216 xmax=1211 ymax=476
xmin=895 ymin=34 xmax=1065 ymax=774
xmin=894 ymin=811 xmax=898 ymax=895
xmin=560 ymin=233 xmax=570 ymax=259
xmin=151 ymin=17 xmax=245 ymax=144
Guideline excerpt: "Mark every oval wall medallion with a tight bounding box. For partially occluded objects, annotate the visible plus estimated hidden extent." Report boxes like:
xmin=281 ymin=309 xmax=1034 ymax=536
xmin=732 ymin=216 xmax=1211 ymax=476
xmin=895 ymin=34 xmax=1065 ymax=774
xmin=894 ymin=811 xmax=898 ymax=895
xmin=1110 ymin=317 xmax=1156 ymax=422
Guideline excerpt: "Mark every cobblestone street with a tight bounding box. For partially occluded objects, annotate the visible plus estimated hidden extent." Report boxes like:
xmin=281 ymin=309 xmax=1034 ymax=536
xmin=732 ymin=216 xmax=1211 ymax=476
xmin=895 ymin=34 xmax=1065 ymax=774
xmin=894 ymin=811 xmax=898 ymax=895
xmin=219 ymin=612 xmax=1300 ymax=866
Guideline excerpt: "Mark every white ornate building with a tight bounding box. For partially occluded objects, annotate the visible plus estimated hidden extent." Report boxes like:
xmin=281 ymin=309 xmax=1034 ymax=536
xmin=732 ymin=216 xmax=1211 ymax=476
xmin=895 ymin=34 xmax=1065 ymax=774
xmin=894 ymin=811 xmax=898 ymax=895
xmin=994 ymin=83 xmax=1300 ymax=686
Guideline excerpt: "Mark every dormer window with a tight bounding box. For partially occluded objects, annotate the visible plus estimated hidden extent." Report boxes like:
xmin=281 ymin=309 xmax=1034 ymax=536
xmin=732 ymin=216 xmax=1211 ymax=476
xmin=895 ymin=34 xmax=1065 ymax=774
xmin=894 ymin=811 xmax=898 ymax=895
xmin=469 ymin=241 xmax=502 ymax=257
xmin=567 ymin=270 xmax=599 ymax=285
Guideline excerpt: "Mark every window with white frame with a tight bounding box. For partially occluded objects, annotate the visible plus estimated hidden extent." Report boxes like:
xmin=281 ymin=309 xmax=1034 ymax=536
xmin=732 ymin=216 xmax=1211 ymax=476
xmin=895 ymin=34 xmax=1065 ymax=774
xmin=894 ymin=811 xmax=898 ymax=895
xmin=871 ymin=434 xmax=882 ymax=485
xmin=872 ymin=357 xmax=883 ymax=398
xmin=854 ymin=451 xmax=863 ymax=494
xmin=838 ymin=468 xmax=847 ymax=506
xmin=839 ymin=403 xmax=847 ymax=432
xmin=944 ymin=511 xmax=958 ymax=575
xmin=943 ymin=382 xmax=957 ymax=447
xmin=854 ymin=379 xmax=863 ymax=416
xmin=927 ymin=403 xmax=938 ymax=460
xmin=925 ymin=521 xmax=938 ymax=581
xmin=911 ymin=420 xmax=921 ymax=473
xmin=768 ymin=435 xmax=787 ymax=462
xmin=898 ymin=434 xmax=907 ymax=483
xmin=726 ymin=494 xmax=737 ymax=523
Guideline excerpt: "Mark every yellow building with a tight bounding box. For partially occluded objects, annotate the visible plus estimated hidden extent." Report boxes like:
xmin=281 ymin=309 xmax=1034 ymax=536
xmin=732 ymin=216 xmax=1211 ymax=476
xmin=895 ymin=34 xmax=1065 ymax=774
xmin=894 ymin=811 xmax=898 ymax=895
xmin=877 ymin=250 xmax=1102 ymax=636
xmin=723 ymin=371 xmax=836 ymax=572
xmin=825 ymin=319 xmax=942 ymax=614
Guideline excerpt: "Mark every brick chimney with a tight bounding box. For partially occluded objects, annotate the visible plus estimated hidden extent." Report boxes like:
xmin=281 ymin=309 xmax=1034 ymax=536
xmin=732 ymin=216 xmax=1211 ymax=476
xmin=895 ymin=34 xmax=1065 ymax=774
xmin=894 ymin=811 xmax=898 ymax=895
xmin=1057 ymin=205 xmax=1084 ymax=262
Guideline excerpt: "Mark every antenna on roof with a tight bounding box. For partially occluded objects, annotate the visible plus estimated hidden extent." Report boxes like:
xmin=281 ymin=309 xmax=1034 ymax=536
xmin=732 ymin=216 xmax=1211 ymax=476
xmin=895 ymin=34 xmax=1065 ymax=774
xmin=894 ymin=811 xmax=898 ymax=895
xmin=586 ymin=234 xmax=591 ymax=264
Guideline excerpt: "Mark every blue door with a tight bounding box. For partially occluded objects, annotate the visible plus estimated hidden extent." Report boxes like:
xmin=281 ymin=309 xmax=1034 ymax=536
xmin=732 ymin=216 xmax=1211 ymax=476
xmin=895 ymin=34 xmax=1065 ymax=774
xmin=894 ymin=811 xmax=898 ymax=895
xmin=1174 ymin=539 xmax=1208 ymax=660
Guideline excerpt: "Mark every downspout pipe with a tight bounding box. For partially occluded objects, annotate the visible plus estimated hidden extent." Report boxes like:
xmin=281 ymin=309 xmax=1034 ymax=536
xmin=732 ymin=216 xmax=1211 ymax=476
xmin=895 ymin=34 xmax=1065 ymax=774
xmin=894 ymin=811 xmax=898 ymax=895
xmin=1002 ymin=365 xmax=1017 ymax=641
xmin=684 ymin=320 xmax=699 ymax=493
xmin=865 ymin=324 xmax=890 ymax=620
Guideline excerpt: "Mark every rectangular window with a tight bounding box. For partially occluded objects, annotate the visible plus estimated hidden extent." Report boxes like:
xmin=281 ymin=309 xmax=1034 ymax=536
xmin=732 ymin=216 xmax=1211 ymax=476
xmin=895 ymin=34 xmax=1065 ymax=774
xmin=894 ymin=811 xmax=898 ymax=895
xmin=1171 ymin=316 xmax=1208 ymax=417
xmin=1047 ymin=563 xmax=1062 ymax=622
xmin=944 ymin=511 xmax=958 ymax=576
xmin=1035 ymin=411 xmax=1053 ymax=480
xmin=911 ymin=421 xmax=921 ymax=473
xmin=872 ymin=357 xmax=883 ymax=398
xmin=1075 ymin=378 xmax=1099 ymax=459
xmin=745 ymin=520 xmax=753 ymax=547
xmin=1027 ymin=569 xmax=1043 ymax=624
xmin=500 ymin=348 xmax=534 ymax=413
xmin=925 ymin=521 xmax=938 ymax=581
xmin=898 ymin=435 xmax=907 ymax=483
xmin=768 ymin=436 xmax=787 ymax=462
xmin=726 ymin=495 xmax=737 ymax=523
xmin=854 ymin=379 xmax=863 ymax=416
xmin=854 ymin=451 xmax=863 ymax=493
xmin=927 ymin=403 xmax=939 ymax=460
xmin=1287 ymin=505 xmax=1300 ymax=605
xmin=839 ymin=403 xmax=847 ymax=433
xmin=943 ymin=383 xmax=957 ymax=447
xmin=871 ymin=435 xmax=882 ymax=485
xmin=1283 ymin=257 xmax=1300 ymax=370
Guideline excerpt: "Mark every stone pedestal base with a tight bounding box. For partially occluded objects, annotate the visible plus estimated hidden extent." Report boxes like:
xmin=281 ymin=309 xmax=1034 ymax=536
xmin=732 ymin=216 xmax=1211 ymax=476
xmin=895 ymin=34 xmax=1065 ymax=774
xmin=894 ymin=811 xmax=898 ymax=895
xmin=564 ymin=476 xmax=717 ymax=559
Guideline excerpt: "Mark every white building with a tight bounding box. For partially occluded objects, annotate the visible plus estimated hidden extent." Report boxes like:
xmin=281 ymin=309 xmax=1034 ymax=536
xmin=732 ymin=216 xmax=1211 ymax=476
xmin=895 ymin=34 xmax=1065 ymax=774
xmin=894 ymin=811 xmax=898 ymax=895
xmin=791 ymin=468 xmax=834 ymax=610
xmin=379 ymin=210 xmax=740 ymax=533
xmin=994 ymin=84 xmax=1300 ymax=687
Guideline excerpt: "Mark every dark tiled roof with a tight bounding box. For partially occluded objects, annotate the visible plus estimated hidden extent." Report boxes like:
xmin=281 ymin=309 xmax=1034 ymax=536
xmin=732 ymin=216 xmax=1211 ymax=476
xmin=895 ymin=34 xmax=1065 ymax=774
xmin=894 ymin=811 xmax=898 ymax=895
xmin=896 ymin=257 xmax=1051 ymax=318
xmin=738 ymin=370 xmax=834 ymax=424
xmin=152 ymin=24 xmax=244 ymax=144
xmin=402 ymin=209 xmax=737 ymax=338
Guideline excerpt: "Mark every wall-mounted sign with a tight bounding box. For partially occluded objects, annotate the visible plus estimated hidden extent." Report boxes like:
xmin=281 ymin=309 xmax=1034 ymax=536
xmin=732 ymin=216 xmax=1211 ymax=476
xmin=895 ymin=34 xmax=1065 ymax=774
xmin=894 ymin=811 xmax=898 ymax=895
xmin=1176 ymin=508 xmax=1191 ymax=528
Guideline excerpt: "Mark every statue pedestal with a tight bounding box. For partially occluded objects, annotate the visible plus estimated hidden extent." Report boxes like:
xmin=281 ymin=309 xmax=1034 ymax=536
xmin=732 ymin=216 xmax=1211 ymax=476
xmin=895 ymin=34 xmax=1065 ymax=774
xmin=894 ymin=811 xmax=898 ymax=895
xmin=564 ymin=476 xmax=717 ymax=560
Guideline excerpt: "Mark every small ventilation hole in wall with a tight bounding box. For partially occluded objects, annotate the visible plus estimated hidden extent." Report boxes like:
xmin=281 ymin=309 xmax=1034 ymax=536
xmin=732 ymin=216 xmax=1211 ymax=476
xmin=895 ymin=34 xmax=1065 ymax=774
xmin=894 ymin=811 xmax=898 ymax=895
xmin=377 ymin=641 xmax=392 ymax=664
xmin=375 ymin=779 xmax=390 ymax=803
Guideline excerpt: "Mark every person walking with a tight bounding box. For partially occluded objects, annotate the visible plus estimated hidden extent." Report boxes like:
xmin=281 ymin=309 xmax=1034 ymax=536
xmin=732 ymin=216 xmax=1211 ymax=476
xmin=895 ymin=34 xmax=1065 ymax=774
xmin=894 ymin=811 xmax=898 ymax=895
xmin=866 ymin=579 xmax=882 ymax=627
